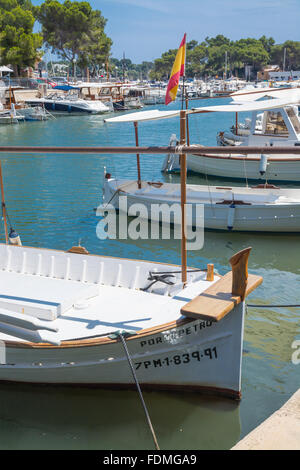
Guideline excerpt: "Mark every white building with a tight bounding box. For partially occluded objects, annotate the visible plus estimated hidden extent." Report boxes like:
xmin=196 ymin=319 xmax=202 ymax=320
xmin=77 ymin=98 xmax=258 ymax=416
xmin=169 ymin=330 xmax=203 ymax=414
xmin=269 ymin=70 xmax=300 ymax=81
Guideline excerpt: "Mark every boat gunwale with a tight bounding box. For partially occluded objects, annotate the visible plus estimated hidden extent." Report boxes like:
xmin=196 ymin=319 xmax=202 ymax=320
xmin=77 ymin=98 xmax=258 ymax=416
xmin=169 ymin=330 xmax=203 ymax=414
xmin=193 ymin=153 xmax=300 ymax=162
xmin=4 ymin=316 xmax=193 ymax=349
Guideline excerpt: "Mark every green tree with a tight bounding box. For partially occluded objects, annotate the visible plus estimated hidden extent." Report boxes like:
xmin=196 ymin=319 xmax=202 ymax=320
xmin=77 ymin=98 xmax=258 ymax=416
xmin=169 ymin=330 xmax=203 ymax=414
xmin=136 ymin=61 xmax=154 ymax=80
xmin=232 ymin=38 xmax=270 ymax=72
xmin=186 ymin=43 xmax=207 ymax=76
xmin=36 ymin=0 xmax=112 ymax=74
xmin=259 ymin=35 xmax=275 ymax=54
xmin=205 ymin=35 xmax=231 ymax=47
xmin=0 ymin=0 xmax=43 ymax=75
xmin=271 ymin=41 xmax=300 ymax=70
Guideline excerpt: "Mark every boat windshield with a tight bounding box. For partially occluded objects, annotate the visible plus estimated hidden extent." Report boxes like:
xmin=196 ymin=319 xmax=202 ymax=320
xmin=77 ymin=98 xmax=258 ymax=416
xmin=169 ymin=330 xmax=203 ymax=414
xmin=262 ymin=110 xmax=289 ymax=136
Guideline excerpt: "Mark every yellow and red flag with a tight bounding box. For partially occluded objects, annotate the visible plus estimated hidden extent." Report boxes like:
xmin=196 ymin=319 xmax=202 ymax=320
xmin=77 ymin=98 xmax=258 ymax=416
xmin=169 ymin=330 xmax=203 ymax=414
xmin=165 ymin=33 xmax=186 ymax=105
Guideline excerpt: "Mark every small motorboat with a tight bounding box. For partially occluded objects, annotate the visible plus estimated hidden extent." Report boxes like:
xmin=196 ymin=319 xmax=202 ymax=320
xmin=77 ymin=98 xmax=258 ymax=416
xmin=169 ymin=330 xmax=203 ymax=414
xmin=26 ymin=92 xmax=111 ymax=115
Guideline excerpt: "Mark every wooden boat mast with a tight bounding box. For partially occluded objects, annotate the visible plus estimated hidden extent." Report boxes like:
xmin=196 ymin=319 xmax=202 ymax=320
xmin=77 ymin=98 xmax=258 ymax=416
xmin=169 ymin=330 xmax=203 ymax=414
xmin=180 ymin=109 xmax=187 ymax=285
xmin=132 ymin=112 xmax=188 ymax=283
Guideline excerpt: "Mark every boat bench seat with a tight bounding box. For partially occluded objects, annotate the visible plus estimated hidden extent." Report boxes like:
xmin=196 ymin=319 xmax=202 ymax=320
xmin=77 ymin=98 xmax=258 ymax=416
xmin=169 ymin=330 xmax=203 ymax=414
xmin=181 ymin=271 xmax=263 ymax=321
xmin=0 ymin=271 xmax=98 ymax=321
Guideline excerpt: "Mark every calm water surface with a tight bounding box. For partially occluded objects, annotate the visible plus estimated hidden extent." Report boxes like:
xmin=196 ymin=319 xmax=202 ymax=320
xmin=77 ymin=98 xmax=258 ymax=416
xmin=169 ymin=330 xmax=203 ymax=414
xmin=0 ymin=99 xmax=299 ymax=449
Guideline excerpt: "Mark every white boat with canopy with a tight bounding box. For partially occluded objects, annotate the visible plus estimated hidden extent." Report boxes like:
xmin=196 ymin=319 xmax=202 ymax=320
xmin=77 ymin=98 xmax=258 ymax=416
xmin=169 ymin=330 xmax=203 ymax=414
xmin=105 ymin=91 xmax=300 ymax=181
xmin=217 ymin=87 xmax=300 ymax=146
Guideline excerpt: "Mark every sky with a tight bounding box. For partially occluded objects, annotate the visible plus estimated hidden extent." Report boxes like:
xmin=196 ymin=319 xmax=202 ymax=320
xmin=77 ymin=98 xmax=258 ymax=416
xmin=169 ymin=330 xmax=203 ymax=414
xmin=32 ymin=0 xmax=300 ymax=63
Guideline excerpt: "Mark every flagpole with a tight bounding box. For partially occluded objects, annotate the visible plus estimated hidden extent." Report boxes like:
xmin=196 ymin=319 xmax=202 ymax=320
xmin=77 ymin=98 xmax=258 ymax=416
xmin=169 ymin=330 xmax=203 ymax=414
xmin=180 ymin=109 xmax=187 ymax=286
xmin=183 ymin=35 xmax=189 ymax=145
xmin=181 ymin=33 xmax=187 ymax=111
xmin=181 ymin=74 xmax=185 ymax=110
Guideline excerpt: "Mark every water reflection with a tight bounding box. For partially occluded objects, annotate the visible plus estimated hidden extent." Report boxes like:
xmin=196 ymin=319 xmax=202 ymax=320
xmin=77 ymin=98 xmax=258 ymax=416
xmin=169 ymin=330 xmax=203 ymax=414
xmin=0 ymin=383 xmax=240 ymax=450
xmin=0 ymin=104 xmax=299 ymax=449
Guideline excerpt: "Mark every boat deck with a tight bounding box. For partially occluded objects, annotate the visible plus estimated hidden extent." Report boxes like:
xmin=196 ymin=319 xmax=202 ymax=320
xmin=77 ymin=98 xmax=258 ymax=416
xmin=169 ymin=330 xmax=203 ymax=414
xmin=0 ymin=278 xmax=217 ymax=343
xmin=105 ymin=179 xmax=300 ymax=205
xmin=0 ymin=244 xmax=219 ymax=344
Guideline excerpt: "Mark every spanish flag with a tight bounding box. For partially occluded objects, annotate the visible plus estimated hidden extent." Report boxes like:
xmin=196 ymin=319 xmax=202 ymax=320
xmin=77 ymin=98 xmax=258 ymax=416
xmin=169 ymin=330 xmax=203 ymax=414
xmin=165 ymin=33 xmax=186 ymax=105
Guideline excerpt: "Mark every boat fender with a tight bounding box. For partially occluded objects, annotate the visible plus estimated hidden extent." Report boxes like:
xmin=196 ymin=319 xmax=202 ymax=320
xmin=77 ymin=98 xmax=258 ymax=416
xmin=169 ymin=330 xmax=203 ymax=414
xmin=227 ymin=203 xmax=235 ymax=231
xmin=9 ymin=228 xmax=22 ymax=246
xmin=259 ymin=154 xmax=268 ymax=176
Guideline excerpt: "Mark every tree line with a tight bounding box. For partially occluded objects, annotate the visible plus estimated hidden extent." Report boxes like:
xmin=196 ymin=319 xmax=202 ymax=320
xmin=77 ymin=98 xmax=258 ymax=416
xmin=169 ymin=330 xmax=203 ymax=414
xmin=1 ymin=0 xmax=300 ymax=79
xmin=150 ymin=35 xmax=300 ymax=80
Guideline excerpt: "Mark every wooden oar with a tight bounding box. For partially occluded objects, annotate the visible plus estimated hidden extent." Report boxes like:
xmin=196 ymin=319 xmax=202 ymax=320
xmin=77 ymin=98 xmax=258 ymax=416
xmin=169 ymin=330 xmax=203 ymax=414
xmin=0 ymin=309 xmax=58 ymax=332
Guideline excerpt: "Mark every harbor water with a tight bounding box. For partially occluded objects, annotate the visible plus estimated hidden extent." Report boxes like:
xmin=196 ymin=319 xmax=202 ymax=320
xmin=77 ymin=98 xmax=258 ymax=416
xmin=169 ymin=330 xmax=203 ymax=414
xmin=0 ymin=99 xmax=299 ymax=449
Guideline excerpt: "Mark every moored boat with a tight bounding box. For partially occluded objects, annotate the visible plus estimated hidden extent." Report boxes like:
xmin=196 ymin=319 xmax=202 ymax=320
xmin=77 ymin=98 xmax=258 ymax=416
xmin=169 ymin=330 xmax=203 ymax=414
xmin=0 ymin=242 xmax=262 ymax=399
xmin=0 ymin=137 xmax=262 ymax=399
xmin=102 ymin=175 xmax=300 ymax=232
xmin=26 ymin=92 xmax=111 ymax=115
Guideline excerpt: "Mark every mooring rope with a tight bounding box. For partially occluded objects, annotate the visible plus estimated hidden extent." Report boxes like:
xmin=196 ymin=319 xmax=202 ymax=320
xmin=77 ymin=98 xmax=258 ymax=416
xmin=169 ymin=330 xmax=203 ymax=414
xmin=100 ymin=180 xmax=133 ymax=211
xmin=247 ymin=304 xmax=300 ymax=308
xmin=118 ymin=332 xmax=160 ymax=451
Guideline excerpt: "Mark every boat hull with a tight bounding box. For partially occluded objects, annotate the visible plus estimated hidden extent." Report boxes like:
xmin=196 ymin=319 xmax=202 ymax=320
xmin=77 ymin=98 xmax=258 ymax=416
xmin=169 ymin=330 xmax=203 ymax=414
xmin=187 ymin=154 xmax=300 ymax=182
xmin=26 ymin=100 xmax=109 ymax=115
xmin=0 ymin=304 xmax=245 ymax=399
xmin=103 ymin=180 xmax=300 ymax=232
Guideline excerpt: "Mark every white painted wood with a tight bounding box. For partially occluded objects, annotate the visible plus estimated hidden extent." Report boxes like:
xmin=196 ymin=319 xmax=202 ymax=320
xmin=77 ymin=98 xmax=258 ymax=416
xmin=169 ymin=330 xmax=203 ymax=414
xmin=0 ymin=244 xmax=248 ymax=396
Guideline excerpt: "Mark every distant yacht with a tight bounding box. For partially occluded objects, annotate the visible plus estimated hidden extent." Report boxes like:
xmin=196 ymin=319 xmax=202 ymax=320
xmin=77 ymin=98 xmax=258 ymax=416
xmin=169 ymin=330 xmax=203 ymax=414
xmin=26 ymin=91 xmax=111 ymax=115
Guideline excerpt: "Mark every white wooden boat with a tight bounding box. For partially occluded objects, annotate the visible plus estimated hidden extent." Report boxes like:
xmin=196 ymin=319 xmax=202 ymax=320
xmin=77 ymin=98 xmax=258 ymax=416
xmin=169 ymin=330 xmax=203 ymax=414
xmin=102 ymin=175 xmax=300 ymax=232
xmin=0 ymin=242 xmax=262 ymax=399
